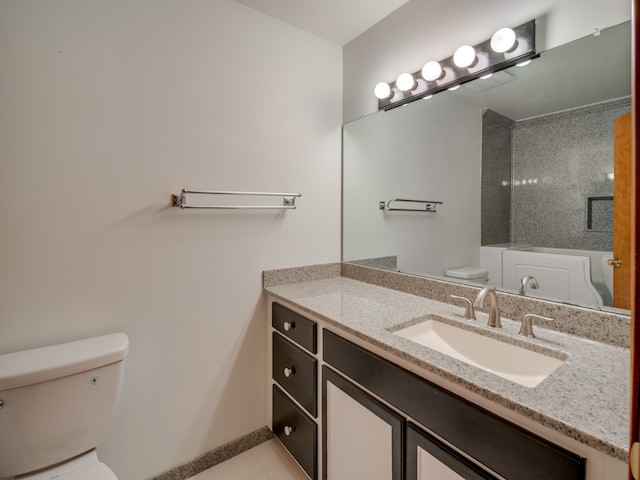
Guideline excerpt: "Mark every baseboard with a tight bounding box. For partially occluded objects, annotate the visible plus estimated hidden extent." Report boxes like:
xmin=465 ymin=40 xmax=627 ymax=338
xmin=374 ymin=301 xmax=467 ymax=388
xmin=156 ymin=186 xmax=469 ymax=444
xmin=148 ymin=426 xmax=274 ymax=480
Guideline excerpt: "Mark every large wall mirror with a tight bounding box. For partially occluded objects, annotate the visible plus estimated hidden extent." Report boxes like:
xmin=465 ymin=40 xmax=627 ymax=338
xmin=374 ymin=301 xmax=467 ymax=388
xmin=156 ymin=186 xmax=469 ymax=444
xmin=342 ymin=21 xmax=631 ymax=314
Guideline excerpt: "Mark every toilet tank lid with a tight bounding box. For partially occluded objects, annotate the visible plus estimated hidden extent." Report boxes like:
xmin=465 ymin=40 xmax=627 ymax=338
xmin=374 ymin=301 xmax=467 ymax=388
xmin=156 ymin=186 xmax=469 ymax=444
xmin=0 ymin=333 xmax=129 ymax=390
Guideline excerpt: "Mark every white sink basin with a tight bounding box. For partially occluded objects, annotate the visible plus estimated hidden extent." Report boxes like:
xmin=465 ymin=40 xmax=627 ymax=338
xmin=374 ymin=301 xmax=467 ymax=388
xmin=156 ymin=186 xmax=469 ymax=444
xmin=392 ymin=318 xmax=565 ymax=387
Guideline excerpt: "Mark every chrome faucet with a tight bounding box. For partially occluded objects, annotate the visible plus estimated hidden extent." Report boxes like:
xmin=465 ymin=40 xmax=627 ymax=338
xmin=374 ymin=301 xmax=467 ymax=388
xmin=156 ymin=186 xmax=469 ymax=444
xmin=474 ymin=287 xmax=502 ymax=328
xmin=519 ymin=275 xmax=540 ymax=296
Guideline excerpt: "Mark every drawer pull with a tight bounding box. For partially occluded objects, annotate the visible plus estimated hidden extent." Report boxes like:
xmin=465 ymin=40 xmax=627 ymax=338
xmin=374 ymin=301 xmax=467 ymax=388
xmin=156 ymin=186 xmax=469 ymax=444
xmin=283 ymin=321 xmax=295 ymax=331
xmin=284 ymin=425 xmax=295 ymax=436
xmin=284 ymin=367 xmax=296 ymax=378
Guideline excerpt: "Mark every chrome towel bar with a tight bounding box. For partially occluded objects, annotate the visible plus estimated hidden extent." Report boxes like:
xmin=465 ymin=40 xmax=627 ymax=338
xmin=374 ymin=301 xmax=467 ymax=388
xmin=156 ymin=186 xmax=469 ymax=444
xmin=380 ymin=198 xmax=442 ymax=212
xmin=173 ymin=189 xmax=301 ymax=209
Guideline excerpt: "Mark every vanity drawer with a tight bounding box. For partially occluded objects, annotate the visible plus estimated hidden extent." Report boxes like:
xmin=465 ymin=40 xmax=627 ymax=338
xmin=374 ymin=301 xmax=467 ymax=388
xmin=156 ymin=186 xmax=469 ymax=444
xmin=272 ymin=332 xmax=317 ymax=416
xmin=272 ymin=302 xmax=317 ymax=353
xmin=273 ymin=384 xmax=317 ymax=480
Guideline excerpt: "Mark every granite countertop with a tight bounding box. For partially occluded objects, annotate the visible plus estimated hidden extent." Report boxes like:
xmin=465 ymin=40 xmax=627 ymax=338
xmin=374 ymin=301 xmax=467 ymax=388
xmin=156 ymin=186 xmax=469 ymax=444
xmin=264 ymin=273 xmax=630 ymax=461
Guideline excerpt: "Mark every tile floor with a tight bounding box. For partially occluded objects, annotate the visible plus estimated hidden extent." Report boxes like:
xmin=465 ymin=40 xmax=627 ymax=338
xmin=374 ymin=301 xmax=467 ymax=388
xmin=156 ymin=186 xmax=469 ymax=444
xmin=187 ymin=438 xmax=309 ymax=480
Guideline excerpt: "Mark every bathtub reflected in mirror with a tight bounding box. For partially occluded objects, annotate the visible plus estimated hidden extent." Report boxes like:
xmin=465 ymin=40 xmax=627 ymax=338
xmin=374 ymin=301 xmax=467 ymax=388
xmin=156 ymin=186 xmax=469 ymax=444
xmin=482 ymin=245 xmax=613 ymax=307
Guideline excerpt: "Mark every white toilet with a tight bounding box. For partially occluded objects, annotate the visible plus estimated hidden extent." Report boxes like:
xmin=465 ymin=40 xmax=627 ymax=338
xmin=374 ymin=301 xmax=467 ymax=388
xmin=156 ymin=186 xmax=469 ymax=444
xmin=444 ymin=266 xmax=489 ymax=284
xmin=0 ymin=332 xmax=129 ymax=479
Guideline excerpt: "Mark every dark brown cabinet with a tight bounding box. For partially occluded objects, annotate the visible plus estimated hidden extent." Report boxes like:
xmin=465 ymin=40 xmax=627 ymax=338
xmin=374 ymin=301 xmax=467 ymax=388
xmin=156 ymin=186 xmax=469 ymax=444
xmin=271 ymin=302 xmax=318 ymax=479
xmin=323 ymin=329 xmax=586 ymax=480
xmin=270 ymin=300 xmax=587 ymax=480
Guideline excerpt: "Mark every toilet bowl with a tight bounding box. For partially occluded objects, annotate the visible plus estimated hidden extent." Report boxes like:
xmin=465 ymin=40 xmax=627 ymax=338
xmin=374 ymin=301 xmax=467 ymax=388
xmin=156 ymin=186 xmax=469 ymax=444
xmin=0 ymin=332 xmax=129 ymax=479
xmin=445 ymin=267 xmax=489 ymax=284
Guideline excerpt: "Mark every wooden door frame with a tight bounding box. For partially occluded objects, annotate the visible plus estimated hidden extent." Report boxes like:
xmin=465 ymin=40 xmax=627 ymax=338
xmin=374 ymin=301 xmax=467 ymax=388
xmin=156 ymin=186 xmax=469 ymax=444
xmin=630 ymin=0 xmax=639 ymax=478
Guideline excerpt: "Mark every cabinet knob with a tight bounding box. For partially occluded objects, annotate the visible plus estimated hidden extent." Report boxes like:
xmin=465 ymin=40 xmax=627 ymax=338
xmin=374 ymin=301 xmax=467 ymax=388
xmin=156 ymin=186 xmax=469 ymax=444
xmin=284 ymin=425 xmax=295 ymax=436
xmin=283 ymin=367 xmax=295 ymax=378
xmin=283 ymin=321 xmax=295 ymax=331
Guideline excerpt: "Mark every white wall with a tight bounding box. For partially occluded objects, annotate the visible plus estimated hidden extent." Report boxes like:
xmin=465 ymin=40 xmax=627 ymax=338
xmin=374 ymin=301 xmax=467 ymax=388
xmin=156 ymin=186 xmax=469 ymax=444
xmin=344 ymin=0 xmax=631 ymax=122
xmin=343 ymin=94 xmax=481 ymax=276
xmin=0 ymin=1 xmax=341 ymax=479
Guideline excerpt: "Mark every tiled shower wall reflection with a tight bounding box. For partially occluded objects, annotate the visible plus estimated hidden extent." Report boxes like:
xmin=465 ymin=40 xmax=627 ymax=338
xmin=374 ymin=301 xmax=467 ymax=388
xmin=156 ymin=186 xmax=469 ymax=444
xmin=481 ymin=110 xmax=513 ymax=246
xmin=482 ymin=97 xmax=631 ymax=250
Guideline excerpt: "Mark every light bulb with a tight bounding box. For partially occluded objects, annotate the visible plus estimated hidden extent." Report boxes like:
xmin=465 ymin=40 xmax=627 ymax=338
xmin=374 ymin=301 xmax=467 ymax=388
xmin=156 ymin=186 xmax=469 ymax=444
xmin=491 ymin=28 xmax=517 ymax=53
xmin=480 ymin=73 xmax=493 ymax=79
xmin=374 ymin=82 xmax=392 ymax=100
xmin=516 ymin=60 xmax=532 ymax=67
xmin=448 ymin=85 xmax=460 ymax=91
xmin=396 ymin=73 xmax=416 ymax=91
xmin=453 ymin=45 xmax=476 ymax=68
xmin=422 ymin=61 xmax=443 ymax=81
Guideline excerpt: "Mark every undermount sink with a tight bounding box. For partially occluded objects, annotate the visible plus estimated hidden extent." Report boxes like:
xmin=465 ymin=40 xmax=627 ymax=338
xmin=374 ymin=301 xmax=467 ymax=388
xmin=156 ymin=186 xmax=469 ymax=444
xmin=392 ymin=318 xmax=565 ymax=387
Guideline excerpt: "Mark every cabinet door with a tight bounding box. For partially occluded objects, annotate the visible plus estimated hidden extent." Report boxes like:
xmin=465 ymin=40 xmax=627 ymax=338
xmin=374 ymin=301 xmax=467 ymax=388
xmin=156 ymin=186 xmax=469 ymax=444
xmin=322 ymin=366 xmax=403 ymax=480
xmin=406 ymin=423 xmax=498 ymax=480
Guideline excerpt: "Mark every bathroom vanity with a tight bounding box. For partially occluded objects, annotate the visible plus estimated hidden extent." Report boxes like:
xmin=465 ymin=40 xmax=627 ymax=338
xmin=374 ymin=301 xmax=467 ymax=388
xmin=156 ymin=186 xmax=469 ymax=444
xmin=265 ymin=263 xmax=629 ymax=480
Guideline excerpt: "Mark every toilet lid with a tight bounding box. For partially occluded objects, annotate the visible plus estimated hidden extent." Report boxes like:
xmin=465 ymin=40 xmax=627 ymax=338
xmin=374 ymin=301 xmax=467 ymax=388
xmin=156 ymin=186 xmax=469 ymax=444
xmin=59 ymin=463 xmax=117 ymax=480
xmin=445 ymin=267 xmax=488 ymax=279
xmin=21 ymin=463 xmax=117 ymax=480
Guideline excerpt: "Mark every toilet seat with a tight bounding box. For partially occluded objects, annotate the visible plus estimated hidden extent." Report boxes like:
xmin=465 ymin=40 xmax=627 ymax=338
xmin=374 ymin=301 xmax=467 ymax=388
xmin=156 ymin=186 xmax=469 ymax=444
xmin=18 ymin=450 xmax=117 ymax=480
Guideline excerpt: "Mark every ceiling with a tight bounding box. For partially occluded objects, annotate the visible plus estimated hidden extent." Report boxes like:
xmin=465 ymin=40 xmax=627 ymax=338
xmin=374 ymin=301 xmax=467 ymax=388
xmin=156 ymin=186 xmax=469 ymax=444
xmin=232 ymin=0 xmax=410 ymax=45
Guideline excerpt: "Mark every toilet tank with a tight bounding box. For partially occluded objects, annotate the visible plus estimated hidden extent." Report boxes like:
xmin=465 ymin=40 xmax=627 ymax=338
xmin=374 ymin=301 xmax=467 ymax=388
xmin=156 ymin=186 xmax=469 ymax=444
xmin=0 ymin=333 xmax=129 ymax=478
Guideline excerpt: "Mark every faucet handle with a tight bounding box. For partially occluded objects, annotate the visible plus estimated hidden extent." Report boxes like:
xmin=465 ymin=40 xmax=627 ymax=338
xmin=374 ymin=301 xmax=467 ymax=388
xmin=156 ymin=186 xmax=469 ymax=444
xmin=450 ymin=295 xmax=476 ymax=320
xmin=520 ymin=314 xmax=553 ymax=337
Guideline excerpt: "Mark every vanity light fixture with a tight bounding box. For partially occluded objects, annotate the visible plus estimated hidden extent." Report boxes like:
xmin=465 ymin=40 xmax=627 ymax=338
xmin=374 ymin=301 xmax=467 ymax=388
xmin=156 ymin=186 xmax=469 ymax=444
xmin=374 ymin=82 xmax=392 ymax=100
xmin=396 ymin=72 xmax=417 ymax=91
xmin=422 ymin=61 xmax=444 ymax=81
xmin=491 ymin=27 xmax=517 ymax=53
xmin=374 ymin=20 xmax=536 ymax=110
xmin=453 ymin=45 xmax=477 ymax=68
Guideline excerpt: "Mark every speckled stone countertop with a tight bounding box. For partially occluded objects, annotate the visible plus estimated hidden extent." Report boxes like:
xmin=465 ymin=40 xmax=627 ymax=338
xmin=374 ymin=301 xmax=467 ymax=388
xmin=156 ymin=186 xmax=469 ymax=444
xmin=264 ymin=263 xmax=630 ymax=461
